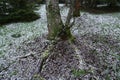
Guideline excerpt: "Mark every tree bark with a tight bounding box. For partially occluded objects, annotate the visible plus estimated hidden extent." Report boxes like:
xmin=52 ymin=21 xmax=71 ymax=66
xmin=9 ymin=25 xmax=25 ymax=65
xmin=65 ymin=0 xmax=69 ymax=6
xmin=73 ymin=0 xmax=80 ymax=17
xmin=46 ymin=0 xmax=73 ymax=40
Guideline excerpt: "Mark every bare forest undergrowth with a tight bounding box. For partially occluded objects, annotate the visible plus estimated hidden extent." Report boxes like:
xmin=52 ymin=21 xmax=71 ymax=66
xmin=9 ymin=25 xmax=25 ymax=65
xmin=0 ymin=5 xmax=120 ymax=80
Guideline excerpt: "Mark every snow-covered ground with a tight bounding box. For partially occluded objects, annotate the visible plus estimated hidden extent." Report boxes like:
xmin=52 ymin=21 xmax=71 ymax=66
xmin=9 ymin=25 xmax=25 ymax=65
xmin=1 ymin=5 xmax=120 ymax=56
xmin=73 ymin=12 xmax=120 ymax=39
xmin=0 ymin=4 xmax=120 ymax=80
xmin=0 ymin=5 xmax=47 ymax=57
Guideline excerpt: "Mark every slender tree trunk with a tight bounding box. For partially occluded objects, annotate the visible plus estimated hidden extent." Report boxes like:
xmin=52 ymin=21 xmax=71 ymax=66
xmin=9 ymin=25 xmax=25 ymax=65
xmin=73 ymin=0 xmax=80 ymax=17
xmin=46 ymin=0 xmax=73 ymax=40
xmin=65 ymin=0 xmax=69 ymax=6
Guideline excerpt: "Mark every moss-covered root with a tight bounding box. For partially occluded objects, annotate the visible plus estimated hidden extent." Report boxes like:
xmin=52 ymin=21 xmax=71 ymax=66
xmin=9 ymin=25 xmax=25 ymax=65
xmin=31 ymin=74 xmax=45 ymax=80
xmin=38 ymin=50 xmax=50 ymax=73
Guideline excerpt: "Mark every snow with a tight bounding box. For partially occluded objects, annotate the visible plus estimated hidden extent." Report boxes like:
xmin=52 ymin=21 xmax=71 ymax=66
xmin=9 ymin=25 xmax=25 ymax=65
xmin=0 ymin=4 xmax=120 ymax=59
xmin=0 ymin=5 xmax=47 ymax=57
xmin=73 ymin=12 xmax=120 ymax=40
xmin=0 ymin=4 xmax=120 ymax=80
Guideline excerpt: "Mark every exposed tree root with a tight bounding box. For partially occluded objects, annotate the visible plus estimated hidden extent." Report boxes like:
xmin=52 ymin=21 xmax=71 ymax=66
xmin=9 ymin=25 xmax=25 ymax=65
xmin=12 ymin=52 xmax=36 ymax=60
xmin=38 ymin=41 xmax=58 ymax=73
xmin=38 ymin=40 xmax=79 ymax=73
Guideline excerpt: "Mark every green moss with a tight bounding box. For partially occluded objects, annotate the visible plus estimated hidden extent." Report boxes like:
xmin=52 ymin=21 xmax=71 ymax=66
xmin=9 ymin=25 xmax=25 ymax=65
xmin=47 ymin=25 xmax=63 ymax=40
xmin=32 ymin=74 xmax=45 ymax=80
xmin=66 ymin=29 xmax=75 ymax=42
xmin=72 ymin=69 xmax=88 ymax=77
xmin=48 ymin=27 xmax=74 ymax=41
xmin=90 ymin=49 xmax=98 ymax=54
xmin=41 ymin=50 xmax=49 ymax=58
xmin=0 ymin=51 xmax=3 ymax=55
xmin=0 ymin=51 xmax=4 ymax=58
xmin=105 ymin=75 xmax=111 ymax=80
xmin=52 ymin=27 xmax=61 ymax=39
xmin=10 ymin=70 xmax=18 ymax=76
xmin=0 ymin=74 xmax=3 ymax=79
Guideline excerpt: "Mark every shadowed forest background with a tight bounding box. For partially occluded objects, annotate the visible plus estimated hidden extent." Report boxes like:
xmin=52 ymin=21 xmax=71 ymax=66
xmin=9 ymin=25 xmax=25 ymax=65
xmin=0 ymin=0 xmax=120 ymax=80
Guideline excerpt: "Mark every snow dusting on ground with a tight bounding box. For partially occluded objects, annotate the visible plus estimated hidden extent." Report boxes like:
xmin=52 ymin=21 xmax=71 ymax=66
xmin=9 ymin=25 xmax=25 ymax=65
xmin=0 ymin=4 xmax=120 ymax=80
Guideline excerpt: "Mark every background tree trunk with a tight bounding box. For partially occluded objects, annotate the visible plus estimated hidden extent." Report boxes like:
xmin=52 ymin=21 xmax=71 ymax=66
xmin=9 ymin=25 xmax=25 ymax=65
xmin=73 ymin=0 xmax=81 ymax=17
xmin=65 ymin=0 xmax=69 ymax=6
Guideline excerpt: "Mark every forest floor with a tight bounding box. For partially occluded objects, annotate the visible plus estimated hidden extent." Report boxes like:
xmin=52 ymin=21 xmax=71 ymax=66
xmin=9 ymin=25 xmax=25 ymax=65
xmin=0 ymin=5 xmax=120 ymax=80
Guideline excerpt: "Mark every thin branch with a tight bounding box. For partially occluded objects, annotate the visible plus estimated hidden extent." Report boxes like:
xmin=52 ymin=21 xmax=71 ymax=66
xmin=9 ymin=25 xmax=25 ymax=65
xmin=69 ymin=17 xmax=75 ymax=28
xmin=65 ymin=0 xmax=75 ymax=27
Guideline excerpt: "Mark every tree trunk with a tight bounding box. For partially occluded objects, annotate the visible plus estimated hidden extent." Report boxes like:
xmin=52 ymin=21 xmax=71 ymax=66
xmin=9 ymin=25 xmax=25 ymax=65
xmin=46 ymin=0 xmax=73 ymax=40
xmin=65 ymin=0 xmax=69 ymax=6
xmin=73 ymin=0 xmax=80 ymax=17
